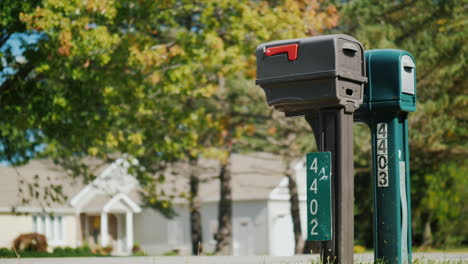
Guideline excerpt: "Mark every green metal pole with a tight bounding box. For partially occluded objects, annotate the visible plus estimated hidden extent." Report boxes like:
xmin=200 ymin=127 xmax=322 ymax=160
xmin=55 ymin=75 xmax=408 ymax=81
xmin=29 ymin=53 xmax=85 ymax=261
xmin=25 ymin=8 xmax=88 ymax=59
xmin=356 ymin=49 xmax=416 ymax=264
xmin=369 ymin=113 xmax=412 ymax=264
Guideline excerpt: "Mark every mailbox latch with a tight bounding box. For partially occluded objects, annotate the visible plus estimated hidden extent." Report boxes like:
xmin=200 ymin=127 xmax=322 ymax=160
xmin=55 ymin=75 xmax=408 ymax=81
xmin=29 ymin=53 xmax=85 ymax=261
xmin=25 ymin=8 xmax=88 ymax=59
xmin=264 ymin=44 xmax=299 ymax=61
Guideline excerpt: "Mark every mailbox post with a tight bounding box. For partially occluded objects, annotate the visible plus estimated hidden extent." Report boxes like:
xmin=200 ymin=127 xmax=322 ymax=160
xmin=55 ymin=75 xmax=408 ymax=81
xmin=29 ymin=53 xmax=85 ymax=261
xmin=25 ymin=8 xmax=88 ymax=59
xmin=256 ymin=34 xmax=367 ymax=264
xmin=355 ymin=49 xmax=416 ymax=264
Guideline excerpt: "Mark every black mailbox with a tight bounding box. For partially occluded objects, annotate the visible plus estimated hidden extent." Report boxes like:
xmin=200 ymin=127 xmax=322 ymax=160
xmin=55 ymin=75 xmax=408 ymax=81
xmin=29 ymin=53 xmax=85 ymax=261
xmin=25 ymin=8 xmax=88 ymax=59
xmin=256 ymin=34 xmax=367 ymax=115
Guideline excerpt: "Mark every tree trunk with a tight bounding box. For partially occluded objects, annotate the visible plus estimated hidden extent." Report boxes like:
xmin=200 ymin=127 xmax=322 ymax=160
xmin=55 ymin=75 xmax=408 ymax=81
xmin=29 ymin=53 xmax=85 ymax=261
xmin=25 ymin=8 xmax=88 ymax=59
xmin=189 ymin=157 xmax=203 ymax=255
xmin=422 ymin=214 xmax=433 ymax=247
xmin=215 ymin=151 xmax=233 ymax=255
xmin=285 ymin=161 xmax=304 ymax=254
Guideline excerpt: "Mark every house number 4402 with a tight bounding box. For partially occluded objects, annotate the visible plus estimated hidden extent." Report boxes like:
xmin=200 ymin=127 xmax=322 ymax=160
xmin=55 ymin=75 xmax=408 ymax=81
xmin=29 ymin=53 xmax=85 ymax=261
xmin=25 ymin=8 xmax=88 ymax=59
xmin=306 ymin=152 xmax=332 ymax=241
xmin=309 ymin=158 xmax=321 ymax=235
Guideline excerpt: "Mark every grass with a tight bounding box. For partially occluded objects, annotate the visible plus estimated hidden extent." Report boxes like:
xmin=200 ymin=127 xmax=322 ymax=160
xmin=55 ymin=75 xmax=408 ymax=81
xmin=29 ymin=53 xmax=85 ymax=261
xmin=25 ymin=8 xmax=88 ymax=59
xmin=414 ymin=247 xmax=468 ymax=253
xmin=357 ymin=247 xmax=468 ymax=254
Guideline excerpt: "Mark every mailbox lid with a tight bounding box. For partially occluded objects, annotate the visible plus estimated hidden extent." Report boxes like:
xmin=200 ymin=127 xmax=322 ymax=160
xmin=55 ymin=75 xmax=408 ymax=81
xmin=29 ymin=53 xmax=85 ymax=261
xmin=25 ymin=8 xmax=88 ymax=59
xmin=364 ymin=49 xmax=416 ymax=112
xmin=256 ymin=34 xmax=367 ymax=85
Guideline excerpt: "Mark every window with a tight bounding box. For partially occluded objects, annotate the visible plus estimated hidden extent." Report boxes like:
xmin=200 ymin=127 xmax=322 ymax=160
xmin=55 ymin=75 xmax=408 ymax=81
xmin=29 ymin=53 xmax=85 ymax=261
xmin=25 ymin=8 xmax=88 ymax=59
xmin=32 ymin=215 xmax=64 ymax=245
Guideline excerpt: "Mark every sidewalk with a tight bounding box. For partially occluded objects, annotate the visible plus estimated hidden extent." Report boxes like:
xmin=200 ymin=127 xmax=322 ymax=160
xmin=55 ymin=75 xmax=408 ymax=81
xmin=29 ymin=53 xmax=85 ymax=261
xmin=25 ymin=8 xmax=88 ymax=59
xmin=1 ymin=253 xmax=467 ymax=264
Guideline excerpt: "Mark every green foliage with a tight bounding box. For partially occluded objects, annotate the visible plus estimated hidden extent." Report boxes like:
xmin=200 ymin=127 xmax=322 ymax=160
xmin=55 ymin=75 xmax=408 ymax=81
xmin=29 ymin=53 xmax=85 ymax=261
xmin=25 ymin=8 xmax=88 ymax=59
xmin=0 ymin=0 xmax=45 ymax=164
xmin=1 ymin=0 xmax=339 ymax=219
xmin=353 ymin=124 xmax=373 ymax=247
xmin=415 ymin=161 xmax=468 ymax=247
xmin=52 ymin=246 xmax=101 ymax=257
xmin=0 ymin=246 xmax=106 ymax=258
xmin=353 ymin=244 xmax=367 ymax=254
xmin=338 ymin=0 xmax=467 ymax=160
xmin=334 ymin=0 xmax=468 ymax=248
xmin=3 ymin=0 xmax=465 ymax=250
xmin=0 ymin=247 xmax=16 ymax=258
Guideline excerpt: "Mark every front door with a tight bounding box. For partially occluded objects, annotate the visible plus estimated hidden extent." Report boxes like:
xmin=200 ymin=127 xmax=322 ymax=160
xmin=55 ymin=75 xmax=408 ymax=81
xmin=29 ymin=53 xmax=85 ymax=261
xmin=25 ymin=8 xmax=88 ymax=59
xmin=86 ymin=215 xmax=101 ymax=247
xmin=108 ymin=214 xmax=118 ymax=251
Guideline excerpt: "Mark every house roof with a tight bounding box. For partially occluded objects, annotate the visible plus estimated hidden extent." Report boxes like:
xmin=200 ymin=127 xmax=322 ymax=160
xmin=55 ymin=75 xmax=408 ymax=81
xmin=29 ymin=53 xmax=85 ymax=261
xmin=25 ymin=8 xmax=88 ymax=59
xmin=70 ymin=157 xmax=142 ymax=213
xmin=0 ymin=158 xmax=142 ymax=213
xmin=80 ymin=193 xmax=142 ymax=214
xmin=0 ymin=153 xmax=297 ymax=213
xmin=80 ymin=194 xmax=112 ymax=213
xmin=161 ymin=152 xmax=290 ymax=203
xmin=0 ymin=159 xmax=85 ymax=212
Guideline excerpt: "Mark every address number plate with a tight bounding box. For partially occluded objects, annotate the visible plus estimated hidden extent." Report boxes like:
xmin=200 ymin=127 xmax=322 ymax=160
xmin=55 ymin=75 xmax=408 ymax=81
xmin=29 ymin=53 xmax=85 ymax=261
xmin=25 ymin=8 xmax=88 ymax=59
xmin=377 ymin=123 xmax=389 ymax=187
xmin=306 ymin=152 xmax=332 ymax=241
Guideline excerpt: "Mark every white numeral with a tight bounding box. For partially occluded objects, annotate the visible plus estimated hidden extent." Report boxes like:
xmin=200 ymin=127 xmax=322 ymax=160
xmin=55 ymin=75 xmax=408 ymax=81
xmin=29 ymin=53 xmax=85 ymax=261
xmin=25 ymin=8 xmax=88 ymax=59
xmin=310 ymin=199 xmax=318 ymax=215
xmin=310 ymin=158 xmax=318 ymax=173
xmin=310 ymin=219 xmax=318 ymax=235
xmin=310 ymin=179 xmax=317 ymax=194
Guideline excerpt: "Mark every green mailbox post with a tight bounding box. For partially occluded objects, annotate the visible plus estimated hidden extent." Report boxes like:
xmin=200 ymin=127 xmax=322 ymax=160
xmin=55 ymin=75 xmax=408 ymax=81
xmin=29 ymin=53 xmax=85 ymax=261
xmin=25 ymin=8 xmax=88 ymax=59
xmin=355 ymin=49 xmax=416 ymax=264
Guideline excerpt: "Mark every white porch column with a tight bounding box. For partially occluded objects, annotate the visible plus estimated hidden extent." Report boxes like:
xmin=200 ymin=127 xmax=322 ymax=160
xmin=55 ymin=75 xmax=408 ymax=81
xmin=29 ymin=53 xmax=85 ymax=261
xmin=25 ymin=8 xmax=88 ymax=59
xmin=101 ymin=212 xmax=109 ymax=246
xmin=76 ymin=213 xmax=82 ymax=247
xmin=126 ymin=212 xmax=133 ymax=253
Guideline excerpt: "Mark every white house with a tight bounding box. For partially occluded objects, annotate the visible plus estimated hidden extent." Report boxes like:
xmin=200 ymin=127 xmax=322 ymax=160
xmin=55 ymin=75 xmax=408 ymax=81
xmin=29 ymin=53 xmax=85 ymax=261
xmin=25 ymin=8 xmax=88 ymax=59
xmin=0 ymin=153 xmax=307 ymax=256
xmin=0 ymin=157 xmax=142 ymax=255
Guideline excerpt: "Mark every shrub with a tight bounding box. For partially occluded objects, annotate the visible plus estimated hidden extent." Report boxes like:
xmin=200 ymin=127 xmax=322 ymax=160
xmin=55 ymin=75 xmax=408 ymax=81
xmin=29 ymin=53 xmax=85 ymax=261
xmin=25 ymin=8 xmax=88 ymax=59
xmin=0 ymin=247 xmax=16 ymax=258
xmin=74 ymin=245 xmax=94 ymax=256
xmin=0 ymin=245 xmax=110 ymax=258
xmin=13 ymin=233 xmax=48 ymax=252
xmin=354 ymin=244 xmax=367 ymax=253
xmin=53 ymin=246 xmax=77 ymax=257
xmin=132 ymin=242 xmax=147 ymax=256
xmin=17 ymin=251 xmax=50 ymax=258
xmin=132 ymin=242 xmax=141 ymax=254
xmin=54 ymin=246 xmax=107 ymax=257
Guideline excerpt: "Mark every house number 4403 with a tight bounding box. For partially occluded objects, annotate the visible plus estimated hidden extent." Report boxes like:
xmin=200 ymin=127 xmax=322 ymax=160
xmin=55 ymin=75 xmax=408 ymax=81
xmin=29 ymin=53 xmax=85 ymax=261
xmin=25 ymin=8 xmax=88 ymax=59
xmin=376 ymin=123 xmax=389 ymax=187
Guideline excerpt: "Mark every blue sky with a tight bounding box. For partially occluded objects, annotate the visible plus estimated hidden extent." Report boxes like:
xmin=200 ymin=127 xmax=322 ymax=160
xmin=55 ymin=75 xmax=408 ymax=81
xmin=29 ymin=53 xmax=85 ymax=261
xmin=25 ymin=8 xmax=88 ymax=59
xmin=1 ymin=33 xmax=45 ymax=165
xmin=1 ymin=33 xmax=41 ymax=84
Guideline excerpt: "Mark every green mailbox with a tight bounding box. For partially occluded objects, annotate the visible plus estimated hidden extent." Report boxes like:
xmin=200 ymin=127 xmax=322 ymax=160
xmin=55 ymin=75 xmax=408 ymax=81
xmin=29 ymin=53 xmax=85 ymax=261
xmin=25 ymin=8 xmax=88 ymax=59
xmin=356 ymin=49 xmax=416 ymax=264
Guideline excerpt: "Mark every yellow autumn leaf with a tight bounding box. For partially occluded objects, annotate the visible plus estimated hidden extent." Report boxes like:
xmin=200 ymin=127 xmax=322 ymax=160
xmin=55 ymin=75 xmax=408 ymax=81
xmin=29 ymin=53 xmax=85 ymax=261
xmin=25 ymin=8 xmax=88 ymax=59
xmin=88 ymin=147 xmax=99 ymax=156
xmin=128 ymin=133 xmax=144 ymax=145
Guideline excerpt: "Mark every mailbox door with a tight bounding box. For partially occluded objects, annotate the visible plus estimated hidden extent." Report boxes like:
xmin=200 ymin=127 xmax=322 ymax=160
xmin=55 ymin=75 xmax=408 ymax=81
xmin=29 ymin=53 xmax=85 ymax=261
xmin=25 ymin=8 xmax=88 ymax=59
xmin=400 ymin=55 xmax=415 ymax=95
xmin=336 ymin=38 xmax=364 ymax=76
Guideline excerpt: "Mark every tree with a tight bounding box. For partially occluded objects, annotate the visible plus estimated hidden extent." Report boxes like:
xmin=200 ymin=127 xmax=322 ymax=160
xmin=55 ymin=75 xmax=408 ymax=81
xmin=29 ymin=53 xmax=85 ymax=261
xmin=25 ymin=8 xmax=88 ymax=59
xmin=332 ymin=0 xmax=468 ymax=248
xmin=174 ymin=0 xmax=340 ymax=254
xmin=222 ymin=1 xmax=339 ymax=253
xmin=0 ymin=0 xmax=45 ymax=164
xmin=3 ymin=0 xmax=341 ymax=254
